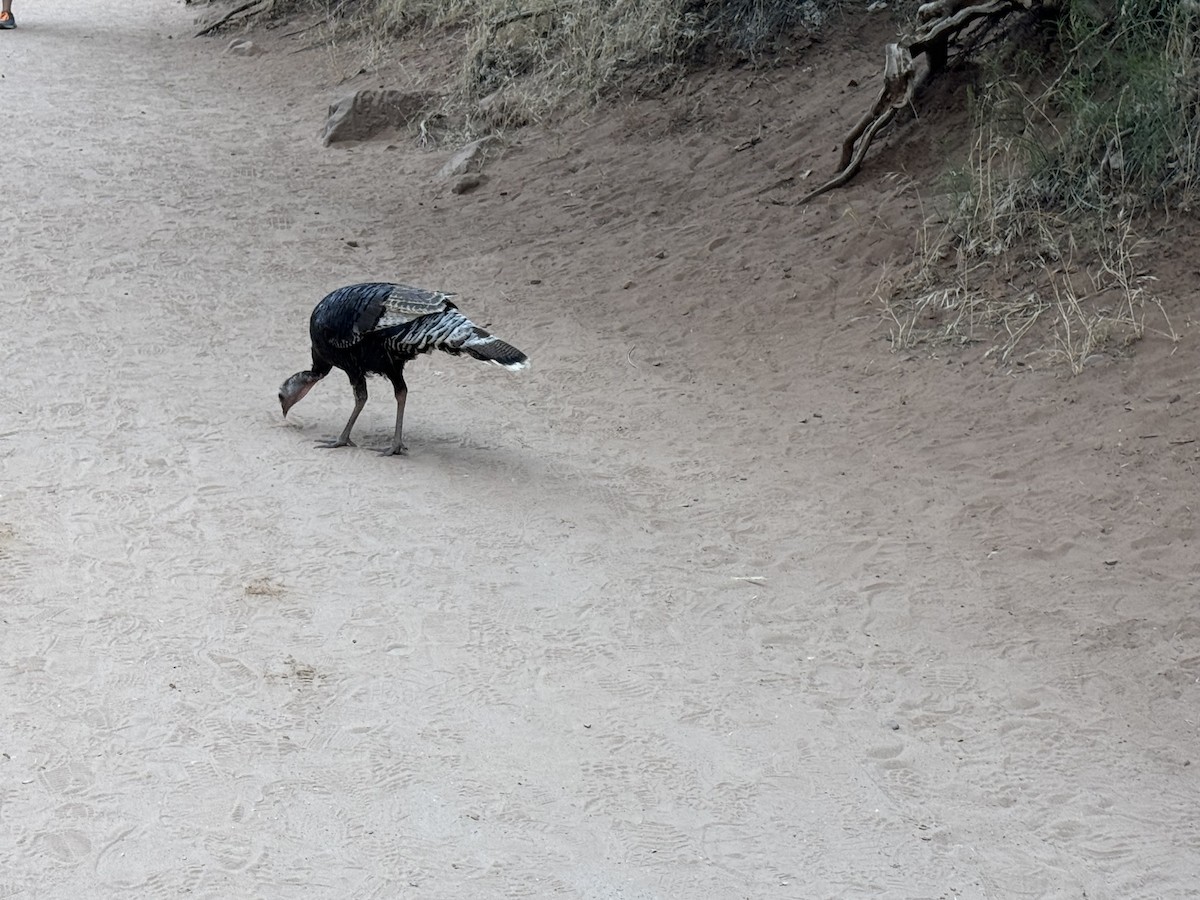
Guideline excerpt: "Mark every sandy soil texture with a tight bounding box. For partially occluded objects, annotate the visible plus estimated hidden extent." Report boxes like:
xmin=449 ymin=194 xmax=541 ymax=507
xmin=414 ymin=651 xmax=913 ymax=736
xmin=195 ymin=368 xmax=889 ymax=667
xmin=2 ymin=2 xmax=1199 ymax=897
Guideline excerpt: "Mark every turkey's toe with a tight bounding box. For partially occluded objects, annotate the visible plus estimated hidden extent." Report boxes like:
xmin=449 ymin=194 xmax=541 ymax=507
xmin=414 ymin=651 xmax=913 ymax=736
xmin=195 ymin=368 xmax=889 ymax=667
xmin=379 ymin=444 xmax=409 ymax=457
xmin=315 ymin=438 xmax=356 ymax=449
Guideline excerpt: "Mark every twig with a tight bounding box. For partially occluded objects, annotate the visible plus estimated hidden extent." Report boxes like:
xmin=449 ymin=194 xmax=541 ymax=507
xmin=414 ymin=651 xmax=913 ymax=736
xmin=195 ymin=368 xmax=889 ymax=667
xmin=757 ymin=175 xmax=795 ymax=195
xmin=281 ymin=0 xmax=356 ymax=36
xmin=797 ymin=106 xmax=898 ymax=204
xmin=282 ymin=21 xmax=323 ymax=38
xmin=488 ymin=6 xmax=560 ymax=33
xmin=195 ymin=0 xmax=268 ymax=37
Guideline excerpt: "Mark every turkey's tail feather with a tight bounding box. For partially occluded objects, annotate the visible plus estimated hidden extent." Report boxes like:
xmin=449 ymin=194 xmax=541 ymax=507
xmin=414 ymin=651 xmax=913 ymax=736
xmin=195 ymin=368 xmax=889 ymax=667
xmin=463 ymin=335 xmax=529 ymax=370
xmin=398 ymin=310 xmax=529 ymax=370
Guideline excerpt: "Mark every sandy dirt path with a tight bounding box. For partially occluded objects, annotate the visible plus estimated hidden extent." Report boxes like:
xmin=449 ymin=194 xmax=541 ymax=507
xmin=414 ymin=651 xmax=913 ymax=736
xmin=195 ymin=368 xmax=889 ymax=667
xmin=2 ymin=2 xmax=1199 ymax=897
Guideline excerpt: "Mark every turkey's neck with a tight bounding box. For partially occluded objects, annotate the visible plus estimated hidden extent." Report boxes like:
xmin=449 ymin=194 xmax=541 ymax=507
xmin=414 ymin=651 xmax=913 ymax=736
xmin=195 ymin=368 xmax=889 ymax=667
xmin=310 ymin=356 xmax=333 ymax=379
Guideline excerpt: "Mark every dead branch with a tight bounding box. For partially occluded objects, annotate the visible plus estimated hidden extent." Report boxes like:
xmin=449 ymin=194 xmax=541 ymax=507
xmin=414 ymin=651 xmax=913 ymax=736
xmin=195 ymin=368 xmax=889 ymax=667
xmin=194 ymin=0 xmax=269 ymax=38
xmin=487 ymin=6 xmax=561 ymax=33
xmin=786 ymin=0 xmax=1041 ymax=204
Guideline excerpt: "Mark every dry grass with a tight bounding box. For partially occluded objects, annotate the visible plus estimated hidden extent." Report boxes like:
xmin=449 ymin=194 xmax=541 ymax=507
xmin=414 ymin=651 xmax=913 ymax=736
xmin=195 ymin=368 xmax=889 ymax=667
xmin=881 ymin=124 xmax=1180 ymax=372
xmin=882 ymin=4 xmax=1193 ymax=372
xmin=883 ymin=177 xmax=1178 ymax=373
xmin=249 ymin=0 xmax=833 ymax=124
xmin=884 ymin=205 xmax=1178 ymax=373
xmin=238 ymin=2 xmax=1188 ymax=374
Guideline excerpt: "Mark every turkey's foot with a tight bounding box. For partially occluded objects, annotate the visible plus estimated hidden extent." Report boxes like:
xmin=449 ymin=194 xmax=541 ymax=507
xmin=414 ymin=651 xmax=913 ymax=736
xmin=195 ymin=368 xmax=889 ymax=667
xmin=315 ymin=437 xmax=356 ymax=449
xmin=378 ymin=443 xmax=409 ymax=457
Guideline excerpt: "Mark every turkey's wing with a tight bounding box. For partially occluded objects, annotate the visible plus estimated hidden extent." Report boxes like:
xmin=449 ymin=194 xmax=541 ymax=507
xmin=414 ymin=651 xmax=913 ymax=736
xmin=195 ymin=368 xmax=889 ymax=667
xmin=373 ymin=284 xmax=456 ymax=330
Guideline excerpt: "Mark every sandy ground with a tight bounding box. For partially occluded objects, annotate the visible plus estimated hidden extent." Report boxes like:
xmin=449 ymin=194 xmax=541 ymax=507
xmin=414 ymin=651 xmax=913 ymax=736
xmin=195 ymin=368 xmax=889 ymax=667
xmin=2 ymin=2 xmax=1200 ymax=897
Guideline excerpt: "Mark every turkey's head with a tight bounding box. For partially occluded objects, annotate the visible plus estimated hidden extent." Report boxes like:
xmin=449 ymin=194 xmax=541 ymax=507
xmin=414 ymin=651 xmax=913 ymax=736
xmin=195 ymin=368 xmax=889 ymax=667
xmin=279 ymin=370 xmax=324 ymax=417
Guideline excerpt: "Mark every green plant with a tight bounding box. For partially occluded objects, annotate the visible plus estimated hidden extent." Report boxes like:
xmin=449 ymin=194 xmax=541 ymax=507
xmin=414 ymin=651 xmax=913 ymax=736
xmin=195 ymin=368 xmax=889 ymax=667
xmin=887 ymin=1 xmax=1192 ymax=369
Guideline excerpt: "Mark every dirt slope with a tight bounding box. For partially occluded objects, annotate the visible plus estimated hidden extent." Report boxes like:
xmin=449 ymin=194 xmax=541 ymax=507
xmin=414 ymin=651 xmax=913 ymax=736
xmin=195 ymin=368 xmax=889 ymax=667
xmin=1 ymin=3 xmax=1197 ymax=898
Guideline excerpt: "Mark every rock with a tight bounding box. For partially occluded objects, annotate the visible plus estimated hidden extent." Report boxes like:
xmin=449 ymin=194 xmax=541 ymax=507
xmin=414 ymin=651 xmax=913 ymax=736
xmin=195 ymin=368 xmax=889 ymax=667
xmin=437 ymin=136 xmax=502 ymax=180
xmin=451 ymin=174 xmax=487 ymax=195
xmin=473 ymin=12 xmax=556 ymax=93
xmin=225 ymin=39 xmax=264 ymax=56
xmin=477 ymin=89 xmax=532 ymax=129
xmin=478 ymin=90 xmax=504 ymax=114
xmin=321 ymin=90 xmax=439 ymax=146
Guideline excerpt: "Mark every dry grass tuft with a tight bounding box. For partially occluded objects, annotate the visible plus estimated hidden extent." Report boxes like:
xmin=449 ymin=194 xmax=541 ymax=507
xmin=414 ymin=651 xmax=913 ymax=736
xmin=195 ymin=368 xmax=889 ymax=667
xmin=244 ymin=576 xmax=287 ymax=597
xmin=883 ymin=168 xmax=1178 ymax=373
xmin=249 ymin=0 xmax=834 ymax=122
xmin=882 ymin=3 xmax=1193 ymax=372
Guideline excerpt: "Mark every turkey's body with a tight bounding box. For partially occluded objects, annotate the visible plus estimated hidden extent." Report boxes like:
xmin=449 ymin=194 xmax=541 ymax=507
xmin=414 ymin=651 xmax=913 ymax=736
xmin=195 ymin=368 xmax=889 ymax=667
xmin=279 ymin=282 xmax=528 ymax=455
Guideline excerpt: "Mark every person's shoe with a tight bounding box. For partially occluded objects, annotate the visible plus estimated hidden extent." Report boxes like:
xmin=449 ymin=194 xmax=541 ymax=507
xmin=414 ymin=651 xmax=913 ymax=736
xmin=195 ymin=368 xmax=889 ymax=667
xmin=0 ymin=12 xmax=15 ymax=28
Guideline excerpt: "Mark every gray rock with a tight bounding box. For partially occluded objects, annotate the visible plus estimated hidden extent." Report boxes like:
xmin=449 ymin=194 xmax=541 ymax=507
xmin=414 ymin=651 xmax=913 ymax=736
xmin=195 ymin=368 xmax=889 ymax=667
xmin=477 ymin=90 xmax=504 ymax=114
xmin=451 ymin=174 xmax=487 ymax=195
xmin=477 ymin=89 xmax=531 ymax=129
xmin=322 ymin=90 xmax=438 ymax=146
xmin=437 ymin=136 xmax=502 ymax=180
xmin=225 ymin=39 xmax=264 ymax=56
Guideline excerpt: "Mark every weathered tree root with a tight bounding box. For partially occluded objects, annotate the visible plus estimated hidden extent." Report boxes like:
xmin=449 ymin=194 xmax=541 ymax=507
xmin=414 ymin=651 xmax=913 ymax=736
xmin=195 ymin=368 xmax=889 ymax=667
xmin=789 ymin=0 xmax=1039 ymax=205
xmin=194 ymin=0 xmax=270 ymax=38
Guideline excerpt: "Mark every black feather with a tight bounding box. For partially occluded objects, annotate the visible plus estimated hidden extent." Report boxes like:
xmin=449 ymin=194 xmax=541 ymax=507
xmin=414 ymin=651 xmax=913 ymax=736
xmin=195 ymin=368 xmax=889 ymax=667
xmin=281 ymin=282 xmax=529 ymax=455
xmin=311 ymin=282 xmax=528 ymax=373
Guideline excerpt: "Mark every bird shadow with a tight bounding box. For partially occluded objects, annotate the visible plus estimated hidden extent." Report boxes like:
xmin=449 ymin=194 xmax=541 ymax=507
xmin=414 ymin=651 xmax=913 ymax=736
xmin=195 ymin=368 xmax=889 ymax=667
xmin=278 ymin=415 xmax=541 ymax=481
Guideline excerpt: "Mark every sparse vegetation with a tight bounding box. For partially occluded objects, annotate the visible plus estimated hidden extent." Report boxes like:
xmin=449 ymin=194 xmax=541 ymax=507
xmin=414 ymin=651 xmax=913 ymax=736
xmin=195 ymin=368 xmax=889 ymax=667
xmin=204 ymin=0 xmax=1194 ymax=371
xmin=248 ymin=0 xmax=832 ymax=118
xmin=884 ymin=1 xmax=1195 ymax=369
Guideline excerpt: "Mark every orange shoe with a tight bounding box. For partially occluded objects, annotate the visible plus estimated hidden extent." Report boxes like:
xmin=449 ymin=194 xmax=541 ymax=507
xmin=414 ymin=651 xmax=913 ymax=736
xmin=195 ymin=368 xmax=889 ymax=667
xmin=0 ymin=12 xmax=15 ymax=29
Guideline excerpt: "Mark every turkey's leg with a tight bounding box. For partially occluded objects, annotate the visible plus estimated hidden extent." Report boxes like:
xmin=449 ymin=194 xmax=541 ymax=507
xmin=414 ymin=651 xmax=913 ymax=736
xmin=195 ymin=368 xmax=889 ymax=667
xmin=382 ymin=375 xmax=409 ymax=456
xmin=317 ymin=378 xmax=367 ymax=448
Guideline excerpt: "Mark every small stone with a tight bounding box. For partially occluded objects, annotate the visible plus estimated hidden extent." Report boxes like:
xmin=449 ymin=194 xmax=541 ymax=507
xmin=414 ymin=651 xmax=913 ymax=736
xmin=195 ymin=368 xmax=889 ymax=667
xmin=322 ymin=89 xmax=439 ymax=146
xmin=451 ymin=173 xmax=486 ymax=195
xmin=226 ymin=39 xmax=265 ymax=56
xmin=437 ymin=136 xmax=502 ymax=180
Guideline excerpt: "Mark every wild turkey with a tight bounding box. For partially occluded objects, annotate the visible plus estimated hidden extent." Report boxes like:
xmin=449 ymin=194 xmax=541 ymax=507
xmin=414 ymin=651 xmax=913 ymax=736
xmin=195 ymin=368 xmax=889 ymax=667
xmin=279 ymin=282 xmax=528 ymax=455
